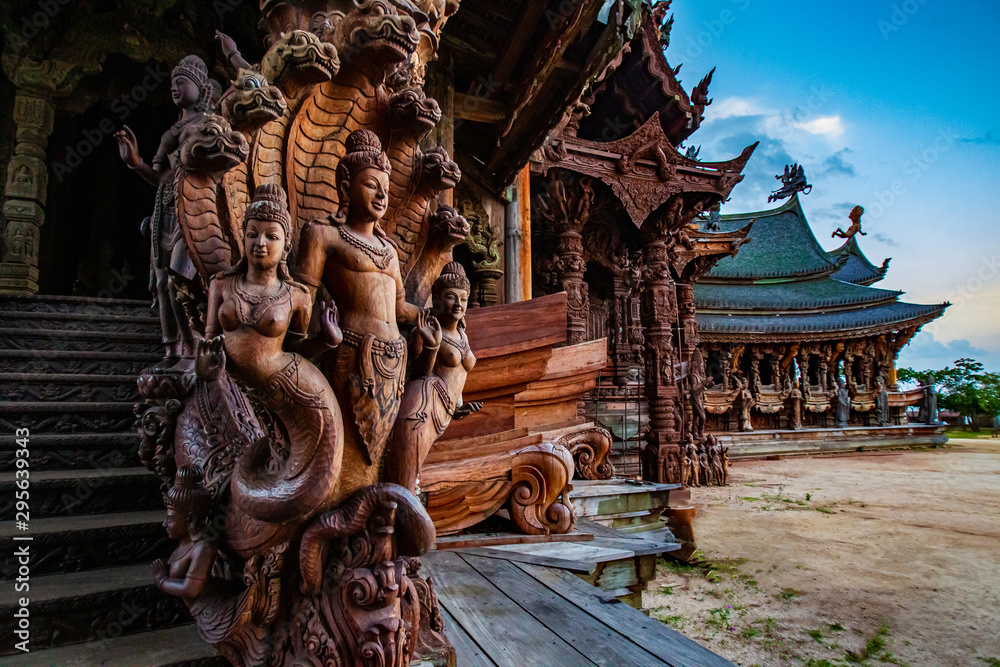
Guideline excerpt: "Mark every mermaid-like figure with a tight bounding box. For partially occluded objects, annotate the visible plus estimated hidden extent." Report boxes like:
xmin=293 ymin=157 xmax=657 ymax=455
xmin=199 ymin=183 xmax=344 ymax=558
xmin=384 ymin=262 xmax=481 ymax=492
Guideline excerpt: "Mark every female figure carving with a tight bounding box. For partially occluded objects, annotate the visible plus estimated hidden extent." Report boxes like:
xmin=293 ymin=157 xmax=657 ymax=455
xmin=200 ymin=184 xmax=344 ymax=557
xmin=115 ymin=55 xmax=217 ymax=372
xmin=384 ymin=262 xmax=482 ymax=491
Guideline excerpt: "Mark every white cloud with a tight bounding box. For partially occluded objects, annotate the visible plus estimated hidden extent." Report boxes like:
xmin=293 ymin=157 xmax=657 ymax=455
xmin=790 ymin=115 xmax=844 ymax=139
xmin=705 ymin=96 xmax=766 ymax=120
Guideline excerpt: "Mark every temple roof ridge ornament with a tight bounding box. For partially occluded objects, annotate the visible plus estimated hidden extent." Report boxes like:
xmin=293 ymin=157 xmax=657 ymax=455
xmin=768 ymin=163 xmax=812 ymax=203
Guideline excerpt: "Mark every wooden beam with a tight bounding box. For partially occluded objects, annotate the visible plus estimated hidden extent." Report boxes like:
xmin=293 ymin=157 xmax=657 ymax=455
xmin=454 ymin=92 xmax=507 ymax=124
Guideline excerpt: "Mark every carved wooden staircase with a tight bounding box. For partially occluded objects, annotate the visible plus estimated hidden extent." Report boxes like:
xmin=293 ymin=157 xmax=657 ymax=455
xmin=0 ymin=295 xmax=221 ymax=665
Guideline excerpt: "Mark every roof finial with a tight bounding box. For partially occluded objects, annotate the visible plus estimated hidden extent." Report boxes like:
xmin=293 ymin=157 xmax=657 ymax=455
xmin=832 ymin=205 xmax=867 ymax=240
xmin=768 ymin=163 xmax=812 ymax=203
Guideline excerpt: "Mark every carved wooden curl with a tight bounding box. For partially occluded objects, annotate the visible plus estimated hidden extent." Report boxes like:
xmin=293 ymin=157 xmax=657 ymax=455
xmin=557 ymin=427 xmax=614 ymax=480
xmin=508 ymin=443 xmax=577 ymax=535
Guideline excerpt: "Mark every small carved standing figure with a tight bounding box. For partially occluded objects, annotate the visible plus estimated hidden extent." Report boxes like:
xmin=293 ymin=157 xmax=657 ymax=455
xmin=687 ymin=349 xmax=714 ymax=440
xmin=737 ymin=375 xmax=755 ymax=432
xmin=384 ymin=262 xmax=482 ymax=492
xmin=875 ymin=374 xmax=890 ymax=427
xmin=921 ymin=373 xmax=939 ymax=424
xmin=699 ymin=443 xmax=713 ymax=486
xmin=706 ymin=435 xmax=726 ymax=486
xmin=782 ymin=375 xmax=803 ymax=430
xmin=115 ymin=55 xmax=217 ymax=372
xmin=684 ymin=437 xmax=700 ymax=487
xmin=835 ymin=376 xmax=851 ymax=428
xmin=832 ymin=205 xmax=867 ymax=240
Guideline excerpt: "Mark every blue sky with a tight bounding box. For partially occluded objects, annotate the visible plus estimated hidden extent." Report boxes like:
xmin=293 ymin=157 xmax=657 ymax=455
xmin=666 ymin=0 xmax=1000 ymax=371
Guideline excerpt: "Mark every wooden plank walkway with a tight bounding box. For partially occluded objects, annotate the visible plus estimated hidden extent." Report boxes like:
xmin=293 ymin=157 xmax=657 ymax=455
xmin=423 ymin=550 xmax=735 ymax=667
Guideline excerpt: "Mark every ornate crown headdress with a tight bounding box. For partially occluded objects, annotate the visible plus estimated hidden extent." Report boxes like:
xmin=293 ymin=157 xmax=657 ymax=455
xmin=172 ymin=55 xmax=216 ymax=113
xmin=433 ymin=261 xmax=471 ymax=296
xmin=163 ymin=465 xmax=212 ymax=520
xmin=245 ymin=183 xmax=292 ymax=236
xmin=336 ymin=130 xmax=392 ymax=186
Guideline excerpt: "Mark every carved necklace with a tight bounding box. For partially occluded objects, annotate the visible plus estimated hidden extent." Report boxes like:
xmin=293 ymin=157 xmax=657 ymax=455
xmin=233 ymin=276 xmax=290 ymax=326
xmin=338 ymin=225 xmax=392 ymax=269
xmin=441 ymin=330 xmax=470 ymax=357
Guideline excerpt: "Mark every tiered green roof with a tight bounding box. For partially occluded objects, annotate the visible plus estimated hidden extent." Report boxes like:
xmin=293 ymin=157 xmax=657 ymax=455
xmin=694 ymin=195 xmax=946 ymax=341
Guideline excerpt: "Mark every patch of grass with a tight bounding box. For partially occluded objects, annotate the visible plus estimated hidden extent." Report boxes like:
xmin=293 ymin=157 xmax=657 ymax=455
xmin=980 ymin=659 xmax=1000 ymax=667
xmin=775 ymin=587 xmax=803 ymax=601
xmin=706 ymin=606 xmax=734 ymax=631
xmin=814 ymin=506 xmax=834 ymax=514
xmin=845 ymin=623 xmax=892 ymax=663
xmin=807 ymin=629 xmax=825 ymax=643
xmin=740 ymin=626 xmax=761 ymax=640
xmin=804 ymin=660 xmax=835 ymax=667
xmin=657 ymin=585 xmax=674 ymax=595
xmin=659 ymin=613 xmax=685 ymax=629
xmin=741 ymin=496 xmax=761 ymax=501
xmin=829 ymin=623 xmax=846 ymax=632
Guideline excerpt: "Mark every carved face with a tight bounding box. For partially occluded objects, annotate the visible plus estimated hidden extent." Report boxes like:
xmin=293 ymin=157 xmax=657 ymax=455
xmin=171 ymin=74 xmax=201 ymax=110
xmin=337 ymin=0 xmax=420 ymax=66
xmin=420 ymin=147 xmax=461 ymax=192
xmin=262 ymin=29 xmax=340 ymax=86
xmin=163 ymin=508 xmax=189 ymax=540
xmin=220 ymin=69 xmax=288 ymax=133
xmin=433 ymin=287 xmax=469 ymax=325
xmin=344 ymin=166 xmax=389 ymax=224
xmin=244 ymin=218 xmax=288 ymax=270
xmin=179 ymin=114 xmax=250 ymax=174
xmin=429 ymin=206 xmax=470 ymax=244
xmin=389 ymin=87 xmax=441 ymax=137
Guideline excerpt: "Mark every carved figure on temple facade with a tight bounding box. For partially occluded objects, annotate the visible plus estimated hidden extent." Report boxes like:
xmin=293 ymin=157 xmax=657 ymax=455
xmin=737 ymin=375 xmax=755 ymax=432
xmin=683 ymin=436 xmax=701 ymax=487
xmin=698 ymin=442 xmax=713 ymax=485
xmin=832 ymin=205 xmax=867 ymax=240
xmin=835 ymin=376 xmax=851 ymax=428
xmin=115 ymin=54 xmax=220 ymax=372
xmin=297 ymin=130 xmax=424 ymax=491
xmin=875 ymin=374 xmax=890 ymax=426
xmin=384 ymin=262 xmax=481 ymax=492
xmin=153 ymin=464 xmax=216 ymax=603
xmin=768 ymin=163 xmax=812 ymax=203
xmin=782 ymin=375 xmax=803 ymax=430
xmin=706 ymin=434 xmax=727 ymax=486
xmin=687 ymin=348 xmax=714 ymax=439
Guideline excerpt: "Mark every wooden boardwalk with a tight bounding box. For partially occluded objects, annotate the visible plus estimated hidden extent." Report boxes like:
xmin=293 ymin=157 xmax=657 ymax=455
xmin=423 ymin=550 xmax=734 ymax=667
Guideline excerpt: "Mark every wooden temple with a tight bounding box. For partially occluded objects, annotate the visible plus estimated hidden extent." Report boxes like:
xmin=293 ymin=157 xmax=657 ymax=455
xmin=0 ymin=0 xmax=942 ymax=664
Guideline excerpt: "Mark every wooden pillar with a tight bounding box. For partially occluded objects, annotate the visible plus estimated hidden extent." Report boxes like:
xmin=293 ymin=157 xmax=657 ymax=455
xmin=1 ymin=89 xmax=54 ymax=294
xmin=639 ymin=228 xmax=681 ymax=483
xmin=517 ymin=166 xmax=532 ymax=302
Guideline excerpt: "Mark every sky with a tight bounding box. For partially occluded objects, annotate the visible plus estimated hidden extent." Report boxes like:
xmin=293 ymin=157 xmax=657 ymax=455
xmin=664 ymin=0 xmax=1000 ymax=371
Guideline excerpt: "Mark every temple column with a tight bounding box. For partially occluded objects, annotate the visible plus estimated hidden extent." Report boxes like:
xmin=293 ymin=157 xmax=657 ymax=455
xmin=639 ymin=226 xmax=681 ymax=483
xmin=609 ymin=275 xmax=635 ymax=385
xmin=535 ymin=171 xmax=593 ymax=344
xmin=1 ymin=57 xmax=87 ymax=294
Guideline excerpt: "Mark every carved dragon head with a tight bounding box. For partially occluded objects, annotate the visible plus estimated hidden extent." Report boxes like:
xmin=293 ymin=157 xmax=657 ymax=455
xmin=179 ymin=114 xmax=250 ymax=175
xmin=428 ymin=205 xmax=470 ymax=245
xmin=419 ymin=147 xmax=461 ymax=193
xmin=219 ymin=69 xmax=288 ymax=134
xmin=261 ymin=29 xmax=340 ymax=88
xmin=389 ymin=86 xmax=441 ymax=138
xmin=335 ymin=0 xmax=420 ymax=69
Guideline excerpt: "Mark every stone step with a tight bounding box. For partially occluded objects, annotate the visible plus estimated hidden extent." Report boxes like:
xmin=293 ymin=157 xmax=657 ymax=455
xmin=0 ymin=328 xmax=161 ymax=353
xmin=1 ymin=623 xmax=223 ymax=666
xmin=0 ymin=294 xmax=156 ymax=317
xmin=0 ymin=309 xmax=159 ymax=333
xmin=0 ymin=510 xmax=170 ymax=577
xmin=0 ymin=349 xmax=159 ymax=375
xmin=0 ymin=468 xmax=161 ymax=520
xmin=0 ymin=373 xmax=139 ymax=403
xmin=0 ymin=564 xmax=190 ymax=656
xmin=0 ymin=401 xmax=137 ymax=435
xmin=0 ymin=432 xmax=140 ymax=472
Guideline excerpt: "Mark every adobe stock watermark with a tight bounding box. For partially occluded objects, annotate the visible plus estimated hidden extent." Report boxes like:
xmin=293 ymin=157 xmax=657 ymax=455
xmin=51 ymin=64 xmax=171 ymax=183
xmin=863 ymin=127 xmax=958 ymax=222
xmin=877 ymin=0 xmax=932 ymax=41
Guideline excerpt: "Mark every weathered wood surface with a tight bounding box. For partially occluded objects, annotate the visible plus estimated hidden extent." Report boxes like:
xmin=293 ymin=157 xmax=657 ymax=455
xmin=423 ymin=549 xmax=735 ymax=667
xmin=434 ymin=529 xmax=595 ymax=550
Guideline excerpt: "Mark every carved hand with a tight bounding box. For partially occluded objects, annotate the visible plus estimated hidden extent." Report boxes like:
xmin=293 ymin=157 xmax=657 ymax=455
xmin=453 ymin=401 xmax=483 ymax=420
xmin=114 ymin=125 xmax=142 ymax=168
xmin=195 ymin=336 xmax=226 ymax=382
xmin=319 ymin=299 xmax=343 ymax=347
xmin=417 ymin=309 xmax=443 ymax=348
xmin=152 ymin=558 xmax=168 ymax=586
xmin=215 ymin=30 xmax=238 ymax=59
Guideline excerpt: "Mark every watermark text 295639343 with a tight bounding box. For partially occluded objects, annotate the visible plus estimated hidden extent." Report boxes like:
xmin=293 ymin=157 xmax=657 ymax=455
xmin=13 ymin=427 xmax=32 ymax=653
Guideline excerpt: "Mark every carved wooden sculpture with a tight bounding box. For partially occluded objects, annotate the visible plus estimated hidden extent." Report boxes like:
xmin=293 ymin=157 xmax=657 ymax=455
xmin=557 ymin=426 xmax=614 ymax=481
xmin=129 ymin=3 xmax=473 ymax=664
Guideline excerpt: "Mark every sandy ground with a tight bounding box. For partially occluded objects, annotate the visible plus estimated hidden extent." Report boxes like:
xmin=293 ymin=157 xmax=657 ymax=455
xmin=643 ymin=439 xmax=1000 ymax=667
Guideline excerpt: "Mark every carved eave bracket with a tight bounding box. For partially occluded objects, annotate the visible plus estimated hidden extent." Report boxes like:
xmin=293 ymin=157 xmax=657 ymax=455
xmin=672 ymin=221 xmax=754 ymax=282
xmin=534 ymin=114 xmax=756 ymax=227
